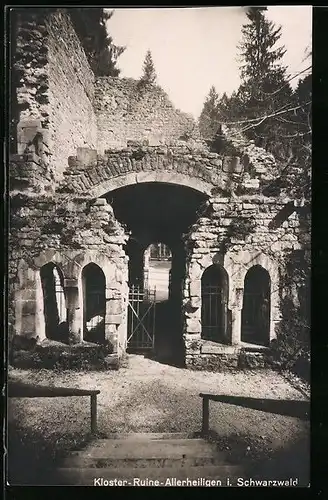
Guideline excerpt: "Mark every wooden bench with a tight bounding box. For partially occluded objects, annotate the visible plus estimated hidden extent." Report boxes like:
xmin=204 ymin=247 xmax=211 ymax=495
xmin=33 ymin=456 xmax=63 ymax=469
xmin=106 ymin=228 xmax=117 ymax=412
xmin=8 ymin=383 xmax=100 ymax=433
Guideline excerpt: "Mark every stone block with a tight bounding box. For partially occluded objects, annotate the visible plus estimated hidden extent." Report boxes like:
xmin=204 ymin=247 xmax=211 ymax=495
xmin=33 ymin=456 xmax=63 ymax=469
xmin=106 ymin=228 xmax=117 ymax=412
xmin=93 ymin=198 xmax=107 ymax=206
xmin=107 ymin=299 xmax=122 ymax=315
xmin=64 ymin=278 xmax=78 ymax=288
xmin=105 ymin=324 xmax=117 ymax=335
xmin=185 ymin=338 xmax=202 ymax=353
xmin=188 ymin=263 xmax=202 ymax=280
xmin=244 ymin=179 xmax=260 ymax=189
xmin=103 ymin=354 xmax=119 ymax=370
xmin=76 ymin=148 xmax=97 ymax=166
xmin=106 ymin=314 xmax=122 ymax=325
xmin=189 ymin=280 xmax=201 ymax=297
xmin=238 ymin=352 xmax=267 ymax=369
xmin=222 ymin=156 xmax=243 ymax=174
xmin=19 ymin=289 xmax=36 ymax=302
xmin=186 ymin=318 xmax=201 ymax=333
xmin=243 ymin=203 xmax=257 ymax=209
xmin=201 ymin=343 xmax=238 ymax=355
xmin=190 ymin=295 xmax=201 ymax=309
xmin=18 ymin=313 xmax=36 ymax=335
xmin=21 ymin=300 xmax=36 ymax=316
xmin=17 ymin=119 xmax=43 ymax=153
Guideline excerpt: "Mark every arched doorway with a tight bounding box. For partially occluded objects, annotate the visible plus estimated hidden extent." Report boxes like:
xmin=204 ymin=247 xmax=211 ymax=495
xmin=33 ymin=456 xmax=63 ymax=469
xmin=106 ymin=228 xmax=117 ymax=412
xmin=241 ymin=265 xmax=271 ymax=346
xmin=201 ymin=264 xmax=229 ymax=343
xmin=40 ymin=263 xmax=68 ymax=343
xmin=82 ymin=263 xmax=106 ymax=344
xmin=108 ymin=182 xmax=208 ymax=364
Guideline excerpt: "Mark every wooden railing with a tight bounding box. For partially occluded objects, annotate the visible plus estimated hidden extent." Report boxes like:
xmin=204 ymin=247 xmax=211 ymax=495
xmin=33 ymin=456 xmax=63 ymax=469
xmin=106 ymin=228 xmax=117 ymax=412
xmin=199 ymin=392 xmax=223 ymax=435
xmin=8 ymin=383 xmax=100 ymax=433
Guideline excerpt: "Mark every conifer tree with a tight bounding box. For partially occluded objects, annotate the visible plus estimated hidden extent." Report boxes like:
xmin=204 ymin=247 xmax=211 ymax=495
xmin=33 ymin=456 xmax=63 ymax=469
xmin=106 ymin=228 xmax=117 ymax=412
xmin=140 ymin=50 xmax=157 ymax=85
xmin=233 ymin=7 xmax=294 ymax=159
xmin=69 ymin=8 xmax=125 ymax=77
xmin=198 ymin=86 xmax=221 ymax=140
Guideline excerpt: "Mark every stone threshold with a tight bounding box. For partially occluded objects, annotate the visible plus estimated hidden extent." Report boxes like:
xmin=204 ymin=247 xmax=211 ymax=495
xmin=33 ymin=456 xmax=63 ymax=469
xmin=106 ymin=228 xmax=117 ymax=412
xmin=200 ymin=341 xmax=269 ymax=355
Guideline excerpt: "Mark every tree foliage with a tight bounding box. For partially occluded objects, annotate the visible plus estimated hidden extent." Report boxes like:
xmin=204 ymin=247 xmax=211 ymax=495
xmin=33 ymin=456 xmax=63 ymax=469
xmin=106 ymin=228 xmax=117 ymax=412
xmin=198 ymin=7 xmax=311 ymax=200
xmin=68 ymin=8 xmax=125 ymax=77
xmin=139 ymin=50 xmax=157 ymax=86
xmin=234 ymin=7 xmax=295 ymax=159
xmin=198 ymin=86 xmax=220 ymax=140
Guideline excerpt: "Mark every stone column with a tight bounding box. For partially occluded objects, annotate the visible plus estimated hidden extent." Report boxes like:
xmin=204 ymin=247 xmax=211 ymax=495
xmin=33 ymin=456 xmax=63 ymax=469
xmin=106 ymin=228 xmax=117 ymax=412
xmin=170 ymin=241 xmax=186 ymax=305
xmin=231 ymin=307 xmax=242 ymax=345
xmin=15 ymin=266 xmax=40 ymax=340
xmin=230 ymin=288 xmax=243 ymax=345
xmin=64 ymin=279 xmax=82 ymax=344
xmin=105 ymin=290 xmax=123 ymax=354
xmin=143 ymin=247 xmax=150 ymax=290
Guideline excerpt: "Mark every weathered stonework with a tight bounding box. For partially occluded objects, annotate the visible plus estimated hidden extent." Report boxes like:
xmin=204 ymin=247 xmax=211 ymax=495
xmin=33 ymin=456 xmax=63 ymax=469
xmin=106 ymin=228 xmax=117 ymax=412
xmin=13 ymin=8 xmax=97 ymax=181
xmin=9 ymin=8 xmax=310 ymax=372
xmin=95 ymin=77 xmax=199 ymax=151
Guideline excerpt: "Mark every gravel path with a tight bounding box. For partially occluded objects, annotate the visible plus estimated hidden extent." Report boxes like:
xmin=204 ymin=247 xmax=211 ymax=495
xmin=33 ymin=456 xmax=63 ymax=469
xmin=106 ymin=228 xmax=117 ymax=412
xmin=8 ymin=354 xmax=309 ymax=448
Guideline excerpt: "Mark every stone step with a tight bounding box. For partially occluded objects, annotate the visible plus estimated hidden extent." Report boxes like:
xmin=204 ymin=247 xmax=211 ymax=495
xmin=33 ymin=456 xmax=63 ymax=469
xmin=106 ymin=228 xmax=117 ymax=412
xmin=55 ymin=465 xmax=244 ymax=486
xmin=102 ymin=432 xmax=191 ymax=440
xmin=62 ymin=438 xmax=226 ymax=468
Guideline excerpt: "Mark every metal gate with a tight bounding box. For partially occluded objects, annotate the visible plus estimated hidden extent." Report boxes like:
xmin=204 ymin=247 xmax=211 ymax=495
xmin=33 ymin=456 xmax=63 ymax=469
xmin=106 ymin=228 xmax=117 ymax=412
xmin=127 ymin=285 xmax=156 ymax=350
xmin=201 ymin=284 xmax=227 ymax=342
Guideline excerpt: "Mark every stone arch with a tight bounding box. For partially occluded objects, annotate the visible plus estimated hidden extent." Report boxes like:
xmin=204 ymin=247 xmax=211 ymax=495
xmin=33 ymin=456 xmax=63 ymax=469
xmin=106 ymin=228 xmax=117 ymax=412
xmin=241 ymin=265 xmax=271 ymax=346
xmin=201 ymin=264 xmax=230 ymax=343
xmin=88 ymin=171 xmax=216 ymax=198
xmin=33 ymin=251 xmax=82 ymax=280
xmin=238 ymin=253 xmax=278 ymax=287
xmin=226 ymin=252 xmax=279 ymax=342
xmin=82 ymin=263 xmax=106 ymax=344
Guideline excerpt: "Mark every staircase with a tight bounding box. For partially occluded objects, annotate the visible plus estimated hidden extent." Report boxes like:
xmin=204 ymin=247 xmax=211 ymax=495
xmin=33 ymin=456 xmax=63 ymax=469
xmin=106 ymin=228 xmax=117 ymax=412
xmin=55 ymin=433 xmax=243 ymax=486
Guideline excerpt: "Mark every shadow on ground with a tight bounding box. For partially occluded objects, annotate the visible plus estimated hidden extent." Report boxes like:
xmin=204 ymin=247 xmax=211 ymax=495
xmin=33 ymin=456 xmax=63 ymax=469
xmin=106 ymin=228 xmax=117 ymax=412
xmin=7 ymin=416 xmax=105 ymax=486
xmin=7 ymin=379 xmax=105 ymax=486
xmin=201 ymin=430 xmax=310 ymax=487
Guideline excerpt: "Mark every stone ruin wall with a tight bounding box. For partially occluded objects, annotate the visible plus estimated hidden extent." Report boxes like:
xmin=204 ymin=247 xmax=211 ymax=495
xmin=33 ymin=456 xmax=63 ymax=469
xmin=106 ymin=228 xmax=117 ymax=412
xmin=14 ymin=8 xmax=200 ymax=182
xmin=182 ymin=193 xmax=309 ymax=370
xmin=9 ymin=190 xmax=129 ymax=368
xmin=14 ymin=8 xmax=97 ymax=181
xmin=9 ymin=8 xmax=310 ymax=371
xmin=95 ymin=77 xmax=199 ymax=153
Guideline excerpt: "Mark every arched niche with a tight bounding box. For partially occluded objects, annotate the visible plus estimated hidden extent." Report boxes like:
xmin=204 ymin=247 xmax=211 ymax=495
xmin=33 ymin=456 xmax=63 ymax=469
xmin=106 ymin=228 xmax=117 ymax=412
xmin=241 ymin=265 xmax=271 ymax=346
xmin=40 ymin=263 xmax=68 ymax=343
xmin=201 ymin=264 xmax=229 ymax=343
xmin=82 ymin=263 xmax=106 ymax=344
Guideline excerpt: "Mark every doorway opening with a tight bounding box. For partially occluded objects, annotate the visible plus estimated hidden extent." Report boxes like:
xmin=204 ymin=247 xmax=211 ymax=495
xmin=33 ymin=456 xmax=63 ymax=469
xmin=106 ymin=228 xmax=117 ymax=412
xmin=201 ymin=264 xmax=229 ymax=344
xmin=241 ymin=265 xmax=271 ymax=346
xmin=107 ymin=182 xmax=207 ymax=365
xmin=40 ymin=263 xmax=68 ymax=343
xmin=82 ymin=263 xmax=106 ymax=344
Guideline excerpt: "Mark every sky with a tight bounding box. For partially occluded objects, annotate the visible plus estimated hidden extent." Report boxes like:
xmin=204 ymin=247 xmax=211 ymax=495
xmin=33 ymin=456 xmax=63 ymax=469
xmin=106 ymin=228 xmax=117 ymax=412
xmin=107 ymin=6 xmax=312 ymax=119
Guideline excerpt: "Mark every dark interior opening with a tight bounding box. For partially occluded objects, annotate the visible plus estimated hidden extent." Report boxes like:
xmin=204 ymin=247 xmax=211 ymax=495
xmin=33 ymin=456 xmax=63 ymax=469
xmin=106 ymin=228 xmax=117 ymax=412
xmin=241 ymin=265 xmax=271 ymax=346
xmin=201 ymin=264 xmax=229 ymax=344
xmin=82 ymin=263 xmax=106 ymax=344
xmin=40 ymin=263 xmax=68 ymax=343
